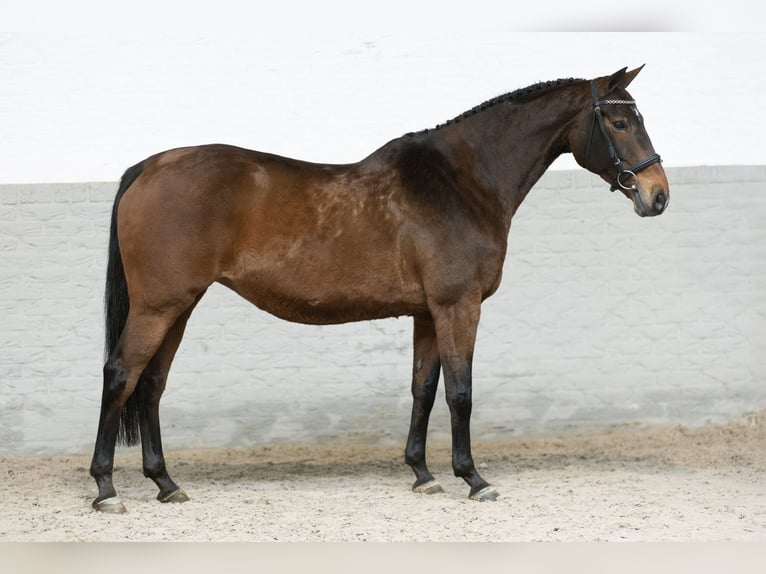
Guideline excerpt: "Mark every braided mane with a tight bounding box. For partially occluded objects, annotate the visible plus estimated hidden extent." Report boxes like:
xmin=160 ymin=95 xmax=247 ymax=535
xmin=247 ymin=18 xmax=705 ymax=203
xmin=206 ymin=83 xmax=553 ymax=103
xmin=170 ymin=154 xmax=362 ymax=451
xmin=422 ymin=77 xmax=584 ymax=133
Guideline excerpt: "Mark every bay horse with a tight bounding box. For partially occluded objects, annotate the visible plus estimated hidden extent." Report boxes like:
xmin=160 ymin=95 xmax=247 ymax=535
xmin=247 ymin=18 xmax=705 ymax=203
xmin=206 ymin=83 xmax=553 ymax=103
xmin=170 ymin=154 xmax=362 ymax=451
xmin=90 ymin=66 xmax=669 ymax=513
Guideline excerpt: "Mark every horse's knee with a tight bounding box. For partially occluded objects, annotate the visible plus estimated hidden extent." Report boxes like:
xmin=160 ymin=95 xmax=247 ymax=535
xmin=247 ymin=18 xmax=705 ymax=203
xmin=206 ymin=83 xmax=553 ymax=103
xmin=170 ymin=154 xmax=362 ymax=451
xmin=446 ymin=389 xmax=472 ymax=418
xmin=412 ymin=377 xmax=437 ymax=401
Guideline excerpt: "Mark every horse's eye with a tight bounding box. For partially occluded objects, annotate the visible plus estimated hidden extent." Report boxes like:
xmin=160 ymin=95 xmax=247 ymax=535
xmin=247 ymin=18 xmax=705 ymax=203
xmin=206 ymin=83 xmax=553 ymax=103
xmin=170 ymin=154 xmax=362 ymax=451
xmin=613 ymin=120 xmax=628 ymax=131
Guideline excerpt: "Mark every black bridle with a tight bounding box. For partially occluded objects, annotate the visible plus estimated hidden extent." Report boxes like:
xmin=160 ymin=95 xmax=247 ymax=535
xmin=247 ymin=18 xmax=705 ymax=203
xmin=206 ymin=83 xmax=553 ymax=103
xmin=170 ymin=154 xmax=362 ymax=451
xmin=585 ymin=80 xmax=662 ymax=192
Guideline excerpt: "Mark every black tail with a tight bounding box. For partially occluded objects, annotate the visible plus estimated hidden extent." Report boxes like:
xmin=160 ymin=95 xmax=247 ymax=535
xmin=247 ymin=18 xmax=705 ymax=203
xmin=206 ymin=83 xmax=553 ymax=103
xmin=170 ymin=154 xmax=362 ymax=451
xmin=104 ymin=160 xmax=147 ymax=446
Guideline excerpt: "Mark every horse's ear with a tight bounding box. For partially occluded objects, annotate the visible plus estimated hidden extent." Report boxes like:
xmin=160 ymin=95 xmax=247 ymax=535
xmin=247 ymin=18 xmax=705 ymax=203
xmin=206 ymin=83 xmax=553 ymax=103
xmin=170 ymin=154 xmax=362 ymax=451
xmin=608 ymin=65 xmax=644 ymax=91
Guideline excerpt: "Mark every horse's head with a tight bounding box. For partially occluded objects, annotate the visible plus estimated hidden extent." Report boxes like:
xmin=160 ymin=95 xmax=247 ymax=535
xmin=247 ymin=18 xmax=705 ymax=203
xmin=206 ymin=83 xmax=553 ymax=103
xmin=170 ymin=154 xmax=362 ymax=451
xmin=570 ymin=66 xmax=669 ymax=217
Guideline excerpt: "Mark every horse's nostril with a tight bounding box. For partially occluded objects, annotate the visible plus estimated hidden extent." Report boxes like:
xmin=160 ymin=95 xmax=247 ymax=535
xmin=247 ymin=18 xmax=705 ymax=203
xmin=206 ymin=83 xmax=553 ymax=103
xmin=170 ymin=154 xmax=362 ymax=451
xmin=654 ymin=190 xmax=667 ymax=212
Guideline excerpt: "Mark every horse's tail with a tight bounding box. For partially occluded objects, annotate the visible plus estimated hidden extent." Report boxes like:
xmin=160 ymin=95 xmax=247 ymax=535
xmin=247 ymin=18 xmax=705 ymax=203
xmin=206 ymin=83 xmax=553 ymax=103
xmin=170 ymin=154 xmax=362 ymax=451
xmin=104 ymin=160 xmax=147 ymax=446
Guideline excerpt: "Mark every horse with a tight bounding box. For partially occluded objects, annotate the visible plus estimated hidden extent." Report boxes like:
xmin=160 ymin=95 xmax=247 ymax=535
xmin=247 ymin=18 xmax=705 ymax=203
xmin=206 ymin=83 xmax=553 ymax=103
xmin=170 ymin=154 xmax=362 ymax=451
xmin=90 ymin=66 xmax=669 ymax=513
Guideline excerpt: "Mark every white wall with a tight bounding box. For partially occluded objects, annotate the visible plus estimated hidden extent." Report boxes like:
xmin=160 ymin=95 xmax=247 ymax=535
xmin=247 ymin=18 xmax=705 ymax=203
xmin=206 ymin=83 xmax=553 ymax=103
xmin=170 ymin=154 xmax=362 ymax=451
xmin=1 ymin=4 xmax=765 ymax=183
xmin=2 ymin=167 xmax=765 ymax=454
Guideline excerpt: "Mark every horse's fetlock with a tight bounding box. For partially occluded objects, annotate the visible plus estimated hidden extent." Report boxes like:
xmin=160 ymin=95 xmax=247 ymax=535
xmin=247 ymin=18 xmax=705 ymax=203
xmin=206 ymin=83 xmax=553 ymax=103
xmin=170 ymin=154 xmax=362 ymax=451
xmin=405 ymin=446 xmax=425 ymax=467
xmin=90 ymin=459 xmax=112 ymax=479
xmin=143 ymin=461 xmax=167 ymax=479
xmin=452 ymin=463 xmax=473 ymax=479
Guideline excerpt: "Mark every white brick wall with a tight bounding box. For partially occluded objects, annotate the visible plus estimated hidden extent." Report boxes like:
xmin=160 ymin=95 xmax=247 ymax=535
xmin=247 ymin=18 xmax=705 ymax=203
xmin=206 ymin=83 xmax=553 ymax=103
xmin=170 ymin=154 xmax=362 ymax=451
xmin=1 ymin=166 xmax=765 ymax=454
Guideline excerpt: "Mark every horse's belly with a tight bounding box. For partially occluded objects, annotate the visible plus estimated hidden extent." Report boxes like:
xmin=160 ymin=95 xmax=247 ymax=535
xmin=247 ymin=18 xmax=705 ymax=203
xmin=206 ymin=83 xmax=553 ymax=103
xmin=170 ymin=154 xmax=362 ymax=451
xmin=219 ymin=251 xmax=426 ymax=325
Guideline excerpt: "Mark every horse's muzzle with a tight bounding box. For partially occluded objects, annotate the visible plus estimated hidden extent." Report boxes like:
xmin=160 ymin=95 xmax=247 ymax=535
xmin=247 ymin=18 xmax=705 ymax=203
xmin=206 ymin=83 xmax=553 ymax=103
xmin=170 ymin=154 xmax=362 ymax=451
xmin=632 ymin=185 xmax=668 ymax=217
xmin=652 ymin=189 xmax=668 ymax=214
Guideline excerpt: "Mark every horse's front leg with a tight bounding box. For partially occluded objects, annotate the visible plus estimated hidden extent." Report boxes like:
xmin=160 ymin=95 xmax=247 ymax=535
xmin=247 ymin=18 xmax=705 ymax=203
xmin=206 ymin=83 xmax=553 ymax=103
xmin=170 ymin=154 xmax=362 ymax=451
xmin=405 ymin=315 xmax=444 ymax=494
xmin=430 ymin=297 xmax=499 ymax=501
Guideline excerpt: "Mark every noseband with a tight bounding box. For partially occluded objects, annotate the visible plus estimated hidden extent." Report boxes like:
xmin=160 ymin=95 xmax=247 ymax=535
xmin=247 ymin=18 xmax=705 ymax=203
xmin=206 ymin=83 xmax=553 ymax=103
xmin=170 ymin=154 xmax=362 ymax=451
xmin=584 ymin=80 xmax=662 ymax=192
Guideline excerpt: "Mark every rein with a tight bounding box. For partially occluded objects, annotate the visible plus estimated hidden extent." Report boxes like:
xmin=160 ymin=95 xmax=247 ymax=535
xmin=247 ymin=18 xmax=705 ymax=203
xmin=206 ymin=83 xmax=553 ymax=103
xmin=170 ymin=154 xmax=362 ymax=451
xmin=584 ymin=80 xmax=661 ymax=192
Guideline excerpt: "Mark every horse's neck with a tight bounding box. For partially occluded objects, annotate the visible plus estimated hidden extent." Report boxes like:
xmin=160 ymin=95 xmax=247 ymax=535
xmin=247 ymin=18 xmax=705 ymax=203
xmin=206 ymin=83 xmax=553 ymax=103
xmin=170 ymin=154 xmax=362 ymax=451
xmin=439 ymin=87 xmax=584 ymax=230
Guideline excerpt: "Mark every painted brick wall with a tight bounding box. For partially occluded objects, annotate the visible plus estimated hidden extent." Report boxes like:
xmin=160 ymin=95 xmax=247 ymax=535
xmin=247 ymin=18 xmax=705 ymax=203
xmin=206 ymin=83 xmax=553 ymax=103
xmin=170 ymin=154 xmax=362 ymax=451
xmin=1 ymin=166 xmax=764 ymax=454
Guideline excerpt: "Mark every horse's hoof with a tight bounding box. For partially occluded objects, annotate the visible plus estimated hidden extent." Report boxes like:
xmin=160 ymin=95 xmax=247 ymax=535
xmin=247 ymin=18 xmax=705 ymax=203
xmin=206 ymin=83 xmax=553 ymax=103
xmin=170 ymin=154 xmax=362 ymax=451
xmin=92 ymin=496 xmax=127 ymax=514
xmin=469 ymin=486 xmax=499 ymax=502
xmin=158 ymin=488 xmax=190 ymax=503
xmin=413 ymin=480 xmax=444 ymax=495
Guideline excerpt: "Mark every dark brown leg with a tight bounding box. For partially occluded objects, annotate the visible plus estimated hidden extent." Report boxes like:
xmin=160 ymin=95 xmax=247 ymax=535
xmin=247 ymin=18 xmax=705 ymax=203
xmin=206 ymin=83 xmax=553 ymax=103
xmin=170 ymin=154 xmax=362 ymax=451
xmin=138 ymin=294 xmax=203 ymax=503
xmin=90 ymin=358 xmax=132 ymax=514
xmin=90 ymin=302 xmax=191 ymax=513
xmin=404 ymin=315 xmax=444 ymax=494
xmin=430 ymin=297 xmax=498 ymax=501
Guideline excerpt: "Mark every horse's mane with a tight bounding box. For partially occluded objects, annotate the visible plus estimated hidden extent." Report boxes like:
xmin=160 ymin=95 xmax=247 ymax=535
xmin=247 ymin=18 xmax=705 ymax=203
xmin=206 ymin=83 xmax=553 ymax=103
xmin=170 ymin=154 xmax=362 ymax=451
xmin=419 ymin=77 xmax=584 ymax=134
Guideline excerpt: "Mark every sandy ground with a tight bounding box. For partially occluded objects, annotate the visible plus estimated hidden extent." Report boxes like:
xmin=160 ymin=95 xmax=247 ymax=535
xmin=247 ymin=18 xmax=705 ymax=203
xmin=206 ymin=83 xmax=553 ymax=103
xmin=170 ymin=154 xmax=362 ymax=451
xmin=1 ymin=412 xmax=764 ymax=542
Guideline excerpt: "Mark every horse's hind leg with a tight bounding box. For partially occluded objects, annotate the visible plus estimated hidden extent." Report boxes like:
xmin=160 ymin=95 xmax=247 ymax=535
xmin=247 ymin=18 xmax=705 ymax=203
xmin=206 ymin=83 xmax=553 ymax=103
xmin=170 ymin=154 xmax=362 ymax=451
xmin=138 ymin=293 xmax=204 ymax=503
xmin=90 ymin=300 xmax=195 ymax=513
xmin=404 ymin=315 xmax=444 ymax=495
